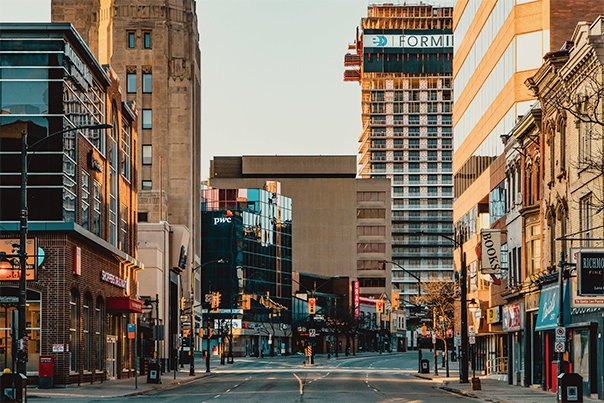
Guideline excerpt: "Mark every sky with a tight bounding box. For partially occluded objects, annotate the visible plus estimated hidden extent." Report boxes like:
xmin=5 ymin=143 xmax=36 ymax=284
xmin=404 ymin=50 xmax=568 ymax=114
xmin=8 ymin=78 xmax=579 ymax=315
xmin=0 ymin=0 xmax=454 ymax=179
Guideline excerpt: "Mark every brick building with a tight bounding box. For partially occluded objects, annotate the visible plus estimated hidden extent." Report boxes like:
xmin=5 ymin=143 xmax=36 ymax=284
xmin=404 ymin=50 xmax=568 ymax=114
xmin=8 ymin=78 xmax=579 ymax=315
xmin=0 ymin=23 xmax=142 ymax=385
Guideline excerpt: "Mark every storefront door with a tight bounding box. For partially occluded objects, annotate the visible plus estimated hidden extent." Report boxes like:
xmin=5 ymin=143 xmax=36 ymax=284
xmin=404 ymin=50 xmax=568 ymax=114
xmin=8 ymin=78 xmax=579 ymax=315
xmin=106 ymin=335 xmax=117 ymax=379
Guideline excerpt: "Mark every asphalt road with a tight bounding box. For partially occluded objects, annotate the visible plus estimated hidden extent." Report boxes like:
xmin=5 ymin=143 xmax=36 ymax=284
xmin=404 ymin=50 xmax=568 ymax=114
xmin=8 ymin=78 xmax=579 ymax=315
xmin=78 ymin=353 xmax=474 ymax=403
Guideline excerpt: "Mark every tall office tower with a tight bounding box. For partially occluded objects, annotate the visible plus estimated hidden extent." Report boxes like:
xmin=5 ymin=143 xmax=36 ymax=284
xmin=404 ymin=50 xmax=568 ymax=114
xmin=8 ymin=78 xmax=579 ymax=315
xmin=52 ymin=0 xmax=202 ymax=368
xmin=453 ymin=2 xmax=602 ymax=300
xmin=345 ymin=3 xmax=454 ymax=311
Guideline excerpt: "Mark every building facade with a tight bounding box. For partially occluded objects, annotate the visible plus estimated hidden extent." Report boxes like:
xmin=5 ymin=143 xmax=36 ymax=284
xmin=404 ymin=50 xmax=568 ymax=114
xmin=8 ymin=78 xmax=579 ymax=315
xmin=51 ymin=0 xmax=202 ymax=369
xmin=345 ymin=3 xmax=455 ymax=310
xmin=452 ymin=0 xmax=602 ymax=392
xmin=210 ymin=156 xmax=392 ymax=300
xmin=0 ymin=23 xmax=142 ymax=385
xmin=200 ymin=185 xmax=292 ymax=357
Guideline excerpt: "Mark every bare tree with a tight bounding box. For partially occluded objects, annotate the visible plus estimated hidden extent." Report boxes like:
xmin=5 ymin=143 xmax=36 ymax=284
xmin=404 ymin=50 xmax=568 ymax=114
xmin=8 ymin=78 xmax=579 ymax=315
xmin=414 ymin=277 xmax=458 ymax=375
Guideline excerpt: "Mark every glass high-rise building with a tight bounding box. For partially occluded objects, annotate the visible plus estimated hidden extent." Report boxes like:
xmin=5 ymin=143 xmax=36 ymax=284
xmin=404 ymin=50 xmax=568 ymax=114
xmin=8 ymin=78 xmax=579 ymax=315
xmin=345 ymin=3 xmax=454 ymax=307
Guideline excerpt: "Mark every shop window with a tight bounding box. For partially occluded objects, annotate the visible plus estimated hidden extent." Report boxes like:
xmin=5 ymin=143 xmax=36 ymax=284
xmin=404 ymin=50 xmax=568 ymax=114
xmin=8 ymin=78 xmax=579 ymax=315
xmin=70 ymin=290 xmax=79 ymax=372
xmin=83 ymin=293 xmax=92 ymax=372
xmin=96 ymin=297 xmax=104 ymax=372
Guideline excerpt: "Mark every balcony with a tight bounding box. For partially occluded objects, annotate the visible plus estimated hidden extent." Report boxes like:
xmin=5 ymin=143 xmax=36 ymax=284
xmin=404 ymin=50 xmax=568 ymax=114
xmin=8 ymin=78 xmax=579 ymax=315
xmin=344 ymin=54 xmax=361 ymax=66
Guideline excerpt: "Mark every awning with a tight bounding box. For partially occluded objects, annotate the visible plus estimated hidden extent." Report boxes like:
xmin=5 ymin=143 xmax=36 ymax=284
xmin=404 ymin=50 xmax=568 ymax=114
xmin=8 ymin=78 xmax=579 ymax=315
xmin=106 ymin=296 xmax=144 ymax=313
xmin=535 ymin=282 xmax=571 ymax=331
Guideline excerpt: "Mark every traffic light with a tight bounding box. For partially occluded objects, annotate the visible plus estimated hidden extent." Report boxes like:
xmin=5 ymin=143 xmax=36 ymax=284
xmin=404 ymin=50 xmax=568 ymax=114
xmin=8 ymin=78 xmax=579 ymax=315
xmin=198 ymin=328 xmax=204 ymax=338
xmin=242 ymin=294 xmax=251 ymax=310
xmin=391 ymin=292 xmax=400 ymax=309
xmin=376 ymin=300 xmax=384 ymax=313
xmin=180 ymin=297 xmax=186 ymax=311
xmin=308 ymin=297 xmax=316 ymax=315
xmin=211 ymin=292 xmax=222 ymax=310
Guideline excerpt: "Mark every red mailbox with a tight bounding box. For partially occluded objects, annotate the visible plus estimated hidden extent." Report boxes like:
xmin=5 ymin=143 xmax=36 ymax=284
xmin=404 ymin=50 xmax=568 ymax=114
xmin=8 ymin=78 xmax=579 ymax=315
xmin=39 ymin=356 xmax=54 ymax=388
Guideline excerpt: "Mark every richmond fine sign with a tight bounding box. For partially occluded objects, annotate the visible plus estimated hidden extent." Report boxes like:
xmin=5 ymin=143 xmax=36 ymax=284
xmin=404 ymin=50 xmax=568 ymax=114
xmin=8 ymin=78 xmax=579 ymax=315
xmin=578 ymin=251 xmax=604 ymax=296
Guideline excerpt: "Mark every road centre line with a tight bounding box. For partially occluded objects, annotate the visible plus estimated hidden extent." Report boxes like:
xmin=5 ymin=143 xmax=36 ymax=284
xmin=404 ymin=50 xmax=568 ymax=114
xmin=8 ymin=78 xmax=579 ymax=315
xmin=293 ymin=373 xmax=304 ymax=395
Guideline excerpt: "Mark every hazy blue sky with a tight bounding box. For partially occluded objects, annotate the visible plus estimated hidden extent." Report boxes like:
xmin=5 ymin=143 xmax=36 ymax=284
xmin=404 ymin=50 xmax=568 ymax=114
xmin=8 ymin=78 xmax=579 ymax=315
xmin=0 ymin=0 xmax=453 ymax=179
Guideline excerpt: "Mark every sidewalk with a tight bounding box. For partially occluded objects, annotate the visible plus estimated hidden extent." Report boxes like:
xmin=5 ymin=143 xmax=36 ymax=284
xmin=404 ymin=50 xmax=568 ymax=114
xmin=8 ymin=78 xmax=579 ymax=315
xmin=28 ymin=355 xmax=221 ymax=399
xmin=414 ymin=353 xmax=602 ymax=403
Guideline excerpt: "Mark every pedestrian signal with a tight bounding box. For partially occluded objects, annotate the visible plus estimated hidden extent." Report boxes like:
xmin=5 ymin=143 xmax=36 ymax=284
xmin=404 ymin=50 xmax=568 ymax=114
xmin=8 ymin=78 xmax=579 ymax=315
xmin=308 ymin=297 xmax=316 ymax=315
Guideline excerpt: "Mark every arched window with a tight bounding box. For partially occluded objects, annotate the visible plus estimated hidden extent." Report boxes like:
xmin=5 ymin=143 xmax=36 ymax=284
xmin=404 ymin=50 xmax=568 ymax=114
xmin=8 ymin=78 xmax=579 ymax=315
xmin=557 ymin=114 xmax=567 ymax=173
xmin=96 ymin=297 xmax=104 ymax=372
xmin=69 ymin=290 xmax=79 ymax=372
xmin=83 ymin=293 xmax=92 ymax=372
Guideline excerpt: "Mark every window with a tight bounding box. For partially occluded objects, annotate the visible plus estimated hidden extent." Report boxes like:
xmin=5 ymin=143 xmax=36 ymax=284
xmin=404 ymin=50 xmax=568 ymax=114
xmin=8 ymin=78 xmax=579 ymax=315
xmin=142 ymin=145 xmax=152 ymax=165
xmin=93 ymin=181 xmax=102 ymax=237
xmin=109 ymin=140 xmax=118 ymax=247
xmin=143 ymin=31 xmax=151 ymax=48
xmin=357 ymin=192 xmax=385 ymax=202
xmin=127 ymin=73 xmax=136 ymax=93
xmin=70 ymin=290 xmax=79 ymax=372
xmin=81 ymin=171 xmax=90 ymax=230
xmin=581 ymin=195 xmax=592 ymax=247
xmin=138 ymin=212 xmax=148 ymax=222
xmin=96 ymin=297 xmax=104 ymax=371
xmin=83 ymin=293 xmax=92 ymax=372
xmin=526 ymin=224 xmax=541 ymax=277
xmin=357 ymin=243 xmax=386 ymax=253
xmin=121 ymin=119 xmax=131 ymax=181
xmin=357 ymin=209 xmax=385 ymax=219
xmin=142 ymin=109 xmax=152 ymax=129
xmin=359 ymin=278 xmax=386 ymax=288
xmin=142 ymin=180 xmax=152 ymax=190
xmin=357 ymin=226 xmax=386 ymax=236
xmin=142 ymin=73 xmax=152 ymax=93
xmin=121 ymin=204 xmax=128 ymax=253
xmin=127 ymin=31 xmax=135 ymax=48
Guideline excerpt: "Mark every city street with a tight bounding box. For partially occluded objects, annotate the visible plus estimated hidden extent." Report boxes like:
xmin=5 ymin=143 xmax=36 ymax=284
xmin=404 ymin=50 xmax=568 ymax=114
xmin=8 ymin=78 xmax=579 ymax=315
xmin=30 ymin=352 xmax=473 ymax=403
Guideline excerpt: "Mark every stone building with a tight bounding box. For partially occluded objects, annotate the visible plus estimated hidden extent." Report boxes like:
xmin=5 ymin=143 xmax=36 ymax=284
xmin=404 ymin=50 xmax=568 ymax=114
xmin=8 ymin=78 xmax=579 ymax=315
xmin=51 ymin=0 xmax=202 ymax=368
xmin=525 ymin=17 xmax=604 ymax=397
xmin=0 ymin=23 xmax=142 ymax=385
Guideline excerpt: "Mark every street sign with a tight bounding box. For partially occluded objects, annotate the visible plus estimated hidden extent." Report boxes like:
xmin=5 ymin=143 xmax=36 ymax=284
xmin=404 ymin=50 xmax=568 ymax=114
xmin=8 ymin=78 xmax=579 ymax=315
xmin=469 ymin=336 xmax=476 ymax=345
xmin=454 ymin=336 xmax=461 ymax=347
xmin=309 ymin=329 xmax=316 ymax=338
xmin=556 ymin=327 xmax=566 ymax=342
xmin=205 ymin=294 xmax=212 ymax=303
xmin=555 ymin=341 xmax=565 ymax=353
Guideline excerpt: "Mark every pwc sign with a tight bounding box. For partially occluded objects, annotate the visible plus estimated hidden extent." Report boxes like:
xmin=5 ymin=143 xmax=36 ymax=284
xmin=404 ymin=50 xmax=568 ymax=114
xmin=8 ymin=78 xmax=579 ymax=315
xmin=214 ymin=210 xmax=234 ymax=225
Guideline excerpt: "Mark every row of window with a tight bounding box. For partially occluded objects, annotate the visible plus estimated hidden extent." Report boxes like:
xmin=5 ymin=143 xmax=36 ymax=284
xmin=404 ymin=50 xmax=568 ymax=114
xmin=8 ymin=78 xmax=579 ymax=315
xmin=370 ymin=90 xmax=452 ymax=101
xmin=127 ymin=30 xmax=152 ymax=49
xmin=370 ymin=102 xmax=451 ymax=113
xmin=126 ymin=71 xmax=152 ymax=94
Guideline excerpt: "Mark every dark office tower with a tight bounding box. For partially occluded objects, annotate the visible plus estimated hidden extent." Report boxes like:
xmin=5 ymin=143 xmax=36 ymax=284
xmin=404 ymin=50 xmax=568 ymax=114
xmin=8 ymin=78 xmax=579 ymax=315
xmin=345 ymin=3 xmax=455 ymax=308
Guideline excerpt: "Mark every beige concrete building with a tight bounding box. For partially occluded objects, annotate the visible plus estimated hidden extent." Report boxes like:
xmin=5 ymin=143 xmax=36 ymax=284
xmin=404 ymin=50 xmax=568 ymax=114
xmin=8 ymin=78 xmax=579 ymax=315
xmin=210 ymin=156 xmax=392 ymax=299
xmin=51 ymin=0 xmax=202 ymax=368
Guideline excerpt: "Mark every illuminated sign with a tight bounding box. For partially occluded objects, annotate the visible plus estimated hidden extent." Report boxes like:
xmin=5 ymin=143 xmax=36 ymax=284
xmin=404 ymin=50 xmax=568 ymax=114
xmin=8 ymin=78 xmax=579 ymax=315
xmin=0 ymin=238 xmax=37 ymax=281
xmin=364 ymin=34 xmax=453 ymax=49
xmin=354 ymin=281 xmax=360 ymax=317
xmin=101 ymin=270 xmax=128 ymax=289
xmin=213 ymin=210 xmax=234 ymax=225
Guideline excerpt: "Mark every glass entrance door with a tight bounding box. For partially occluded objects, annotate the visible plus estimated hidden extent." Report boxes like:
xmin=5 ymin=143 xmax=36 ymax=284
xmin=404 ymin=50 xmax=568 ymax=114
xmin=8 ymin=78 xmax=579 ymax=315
xmin=106 ymin=335 xmax=117 ymax=379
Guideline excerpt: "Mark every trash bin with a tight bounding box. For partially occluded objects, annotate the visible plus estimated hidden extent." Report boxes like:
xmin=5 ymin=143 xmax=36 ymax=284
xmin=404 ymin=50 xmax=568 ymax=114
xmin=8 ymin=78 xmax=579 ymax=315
xmin=420 ymin=359 xmax=430 ymax=374
xmin=1 ymin=372 xmax=26 ymax=402
xmin=39 ymin=356 xmax=54 ymax=389
xmin=558 ymin=373 xmax=583 ymax=402
xmin=146 ymin=362 xmax=161 ymax=384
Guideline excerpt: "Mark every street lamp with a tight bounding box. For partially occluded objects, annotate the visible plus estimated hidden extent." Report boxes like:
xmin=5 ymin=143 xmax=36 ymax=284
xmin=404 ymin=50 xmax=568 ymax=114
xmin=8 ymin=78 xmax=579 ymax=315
xmin=17 ymin=124 xmax=111 ymax=376
xmin=417 ymin=229 xmax=469 ymax=384
xmin=190 ymin=259 xmax=227 ymax=375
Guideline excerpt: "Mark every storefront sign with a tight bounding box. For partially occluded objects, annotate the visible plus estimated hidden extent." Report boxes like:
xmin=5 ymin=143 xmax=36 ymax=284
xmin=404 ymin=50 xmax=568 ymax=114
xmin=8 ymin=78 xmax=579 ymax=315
xmin=502 ymin=302 xmax=524 ymax=332
xmin=570 ymin=248 xmax=604 ymax=308
xmin=578 ymin=251 xmax=604 ymax=295
xmin=73 ymin=246 xmax=81 ymax=275
xmin=364 ymin=33 xmax=453 ymax=49
xmin=0 ymin=238 xmax=37 ymax=281
xmin=486 ymin=306 xmax=501 ymax=324
xmin=52 ymin=344 xmax=64 ymax=352
xmin=480 ymin=229 xmax=501 ymax=274
xmin=101 ymin=270 xmax=128 ymax=289
xmin=353 ymin=281 xmax=360 ymax=318
xmin=106 ymin=297 xmax=144 ymax=313
xmin=535 ymin=284 xmax=562 ymax=331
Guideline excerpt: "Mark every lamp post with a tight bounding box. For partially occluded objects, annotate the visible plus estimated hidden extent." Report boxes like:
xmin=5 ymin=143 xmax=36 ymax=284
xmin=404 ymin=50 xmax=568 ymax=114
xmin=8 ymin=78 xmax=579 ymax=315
xmin=189 ymin=259 xmax=227 ymax=375
xmin=17 ymin=124 xmax=111 ymax=376
xmin=417 ymin=229 xmax=469 ymax=384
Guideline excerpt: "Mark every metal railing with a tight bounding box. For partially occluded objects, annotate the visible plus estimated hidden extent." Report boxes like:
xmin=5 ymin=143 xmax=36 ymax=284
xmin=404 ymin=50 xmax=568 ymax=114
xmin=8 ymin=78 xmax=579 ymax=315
xmin=486 ymin=357 xmax=508 ymax=375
